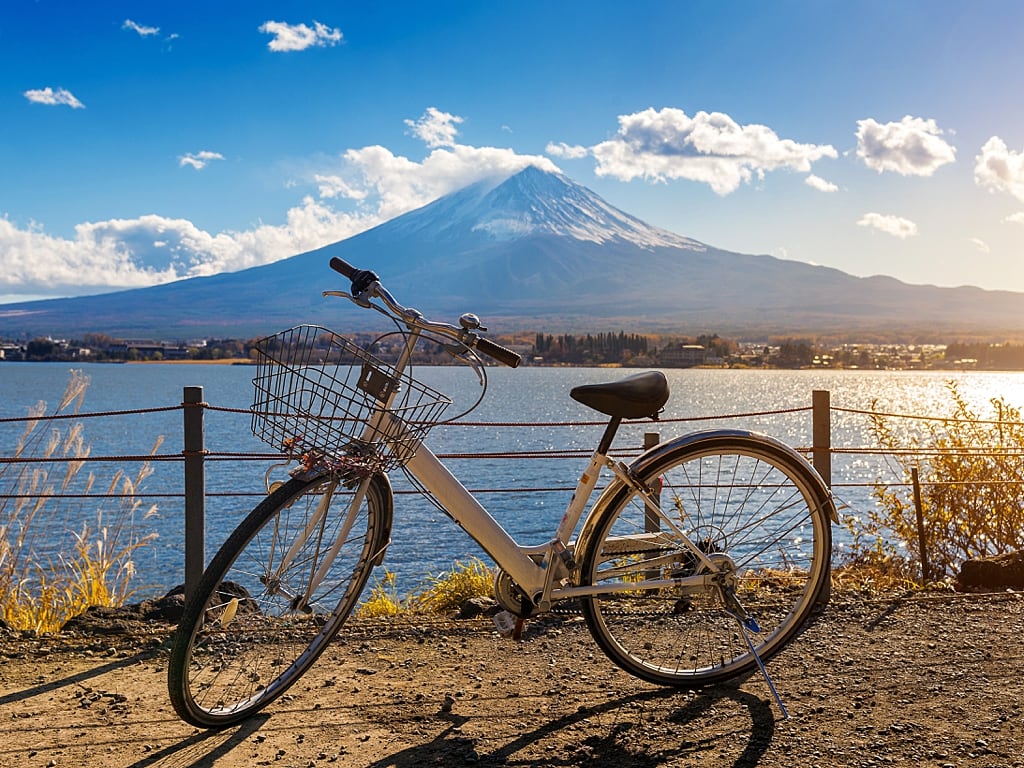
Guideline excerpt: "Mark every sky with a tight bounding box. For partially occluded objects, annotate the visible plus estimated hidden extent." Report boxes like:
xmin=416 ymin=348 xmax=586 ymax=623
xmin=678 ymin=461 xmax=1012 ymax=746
xmin=2 ymin=0 xmax=1024 ymax=305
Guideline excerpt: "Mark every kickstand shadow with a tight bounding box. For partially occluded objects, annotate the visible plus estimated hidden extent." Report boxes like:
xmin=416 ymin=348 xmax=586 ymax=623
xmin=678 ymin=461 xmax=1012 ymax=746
xmin=365 ymin=685 xmax=776 ymax=768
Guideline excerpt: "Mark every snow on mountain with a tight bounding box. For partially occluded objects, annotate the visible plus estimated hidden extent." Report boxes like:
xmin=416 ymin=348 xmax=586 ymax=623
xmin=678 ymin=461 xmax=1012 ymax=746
xmin=388 ymin=165 xmax=705 ymax=250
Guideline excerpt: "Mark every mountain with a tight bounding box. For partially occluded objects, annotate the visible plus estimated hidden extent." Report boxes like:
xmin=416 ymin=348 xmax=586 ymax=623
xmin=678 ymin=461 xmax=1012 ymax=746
xmin=3 ymin=166 xmax=1024 ymax=340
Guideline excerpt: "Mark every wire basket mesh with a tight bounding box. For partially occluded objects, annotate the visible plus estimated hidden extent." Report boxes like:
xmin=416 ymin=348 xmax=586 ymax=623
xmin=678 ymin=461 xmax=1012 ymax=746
xmin=251 ymin=325 xmax=452 ymax=473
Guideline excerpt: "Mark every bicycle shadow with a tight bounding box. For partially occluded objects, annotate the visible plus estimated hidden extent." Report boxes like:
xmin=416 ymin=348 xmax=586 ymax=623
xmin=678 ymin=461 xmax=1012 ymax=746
xmin=364 ymin=684 xmax=776 ymax=768
xmin=0 ymin=648 xmax=159 ymax=707
xmin=122 ymin=714 xmax=270 ymax=768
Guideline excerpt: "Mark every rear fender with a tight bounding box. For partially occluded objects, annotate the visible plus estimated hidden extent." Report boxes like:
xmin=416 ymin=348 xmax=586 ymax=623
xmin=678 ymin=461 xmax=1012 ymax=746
xmin=575 ymin=428 xmax=837 ymax=564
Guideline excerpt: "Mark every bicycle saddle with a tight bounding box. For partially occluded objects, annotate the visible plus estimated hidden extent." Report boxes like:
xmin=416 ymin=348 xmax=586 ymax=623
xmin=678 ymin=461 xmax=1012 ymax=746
xmin=570 ymin=371 xmax=669 ymax=419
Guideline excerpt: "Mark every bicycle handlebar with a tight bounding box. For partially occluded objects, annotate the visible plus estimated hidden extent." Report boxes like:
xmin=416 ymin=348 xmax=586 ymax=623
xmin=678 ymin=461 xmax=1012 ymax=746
xmin=329 ymin=256 xmax=522 ymax=368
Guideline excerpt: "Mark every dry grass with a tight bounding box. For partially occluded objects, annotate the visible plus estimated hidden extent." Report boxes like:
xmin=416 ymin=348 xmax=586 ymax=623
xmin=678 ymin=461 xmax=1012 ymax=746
xmin=357 ymin=558 xmax=496 ymax=618
xmin=0 ymin=370 xmax=159 ymax=634
xmin=842 ymin=380 xmax=1024 ymax=586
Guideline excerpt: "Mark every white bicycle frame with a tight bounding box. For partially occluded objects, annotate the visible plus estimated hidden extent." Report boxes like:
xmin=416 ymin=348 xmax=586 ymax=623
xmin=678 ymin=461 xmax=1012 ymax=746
xmin=401 ymin=427 xmax=723 ymax=609
xmin=322 ymin=318 xmax=725 ymax=613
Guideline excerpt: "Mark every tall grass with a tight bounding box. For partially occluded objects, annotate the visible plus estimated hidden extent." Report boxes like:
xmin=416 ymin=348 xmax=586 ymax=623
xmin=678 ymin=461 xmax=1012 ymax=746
xmin=842 ymin=380 xmax=1024 ymax=586
xmin=0 ymin=370 xmax=159 ymax=633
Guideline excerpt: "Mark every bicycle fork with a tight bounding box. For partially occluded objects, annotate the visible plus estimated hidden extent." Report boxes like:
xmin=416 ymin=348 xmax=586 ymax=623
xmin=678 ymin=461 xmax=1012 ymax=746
xmin=262 ymin=475 xmax=370 ymax=614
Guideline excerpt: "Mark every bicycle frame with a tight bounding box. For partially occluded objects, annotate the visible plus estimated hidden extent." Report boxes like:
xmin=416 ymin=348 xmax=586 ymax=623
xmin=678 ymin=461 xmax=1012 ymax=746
xmin=401 ymin=426 xmax=725 ymax=610
xmin=368 ymin=325 xmax=727 ymax=611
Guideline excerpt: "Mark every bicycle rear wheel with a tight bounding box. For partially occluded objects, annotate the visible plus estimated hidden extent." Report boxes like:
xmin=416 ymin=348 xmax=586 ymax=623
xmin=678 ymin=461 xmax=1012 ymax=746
xmin=580 ymin=431 xmax=833 ymax=687
xmin=168 ymin=472 xmax=392 ymax=728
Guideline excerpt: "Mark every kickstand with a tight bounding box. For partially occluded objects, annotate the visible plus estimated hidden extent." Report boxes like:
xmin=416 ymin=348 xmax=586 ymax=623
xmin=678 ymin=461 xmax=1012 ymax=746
xmin=512 ymin=617 xmax=525 ymax=642
xmin=729 ymin=612 xmax=790 ymax=720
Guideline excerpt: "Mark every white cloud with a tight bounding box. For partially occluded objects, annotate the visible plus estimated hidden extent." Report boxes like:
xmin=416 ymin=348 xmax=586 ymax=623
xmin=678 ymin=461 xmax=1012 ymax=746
xmin=23 ymin=87 xmax=84 ymax=109
xmin=123 ymin=19 xmax=159 ymax=37
xmin=546 ymin=141 xmax=589 ymax=159
xmin=340 ymin=142 xmax=560 ymax=221
xmin=311 ymin=107 xmax=561 ymax=220
xmin=404 ymin=107 xmax=463 ymax=148
xmin=259 ymin=20 xmax=342 ymax=52
xmin=0 ymin=202 xmax=378 ymax=299
xmin=178 ymin=151 xmax=225 ymax=170
xmin=857 ymin=212 xmax=918 ymax=239
xmin=1005 ymin=212 xmax=1024 ymax=225
xmin=314 ymin=174 xmax=368 ymax=201
xmin=975 ymin=136 xmax=1024 ymax=204
xmin=805 ymin=174 xmax=838 ymax=192
xmin=588 ymin=108 xmax=837 ymax=195
xmin=969 ymin=237 xmax=991 ymax=253
xmin=0 ymin=107 xmax=560 ymax=300
xmin=856 ymin=116 xmax=956 ymax=176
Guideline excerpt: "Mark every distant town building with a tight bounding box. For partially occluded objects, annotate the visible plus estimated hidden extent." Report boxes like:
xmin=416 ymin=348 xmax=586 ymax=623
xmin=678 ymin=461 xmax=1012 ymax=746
xmin=107 ymin=339 xmax=192 ymax=360
xmin=0 ymin=343 xmax=25 ymax=361
xmin=658 ymin=344 xmax=706 ymax=368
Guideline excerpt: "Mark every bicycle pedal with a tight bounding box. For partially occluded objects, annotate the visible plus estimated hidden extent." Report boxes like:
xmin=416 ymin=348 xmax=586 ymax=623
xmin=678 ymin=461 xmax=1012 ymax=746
xmin=492 ymin=610 xmax=517 ymax=637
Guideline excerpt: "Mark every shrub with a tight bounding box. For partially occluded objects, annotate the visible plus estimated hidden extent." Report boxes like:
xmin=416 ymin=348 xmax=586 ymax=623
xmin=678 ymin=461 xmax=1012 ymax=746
xmin=843 ymin=380 xmax=1024 ymax=584
xmin=357 ymin=558 xmax=495 ymax=617
xmin=414 ymin=558 xmax=494 ymax=613
xmin=357 ymin=570 xmax=404 ymax=618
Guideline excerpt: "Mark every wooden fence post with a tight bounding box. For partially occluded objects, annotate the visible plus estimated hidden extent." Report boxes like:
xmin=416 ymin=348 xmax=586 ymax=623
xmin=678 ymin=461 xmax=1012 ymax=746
xmin=183 ymin=386 xmax=206 ymax=601
xmin=912 ymin=466 xmax=930 ymax=584
xmin=812 ymin=390 xmax=832 ymax=488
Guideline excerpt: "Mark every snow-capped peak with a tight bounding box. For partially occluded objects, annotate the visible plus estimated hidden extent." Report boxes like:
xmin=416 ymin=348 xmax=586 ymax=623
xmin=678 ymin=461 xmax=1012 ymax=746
xmin=395 ymin=166 xmax=706 ymax=251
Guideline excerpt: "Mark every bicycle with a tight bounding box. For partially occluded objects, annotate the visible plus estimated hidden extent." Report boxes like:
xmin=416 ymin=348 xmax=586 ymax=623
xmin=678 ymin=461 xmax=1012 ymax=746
xmin=167 ymin=257 xmax=837 ymax=728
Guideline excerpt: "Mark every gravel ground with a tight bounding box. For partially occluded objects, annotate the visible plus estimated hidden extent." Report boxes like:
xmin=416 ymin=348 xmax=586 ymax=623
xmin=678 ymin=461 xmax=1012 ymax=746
xmin=2 ymin=590 xmax=1024 ymax=768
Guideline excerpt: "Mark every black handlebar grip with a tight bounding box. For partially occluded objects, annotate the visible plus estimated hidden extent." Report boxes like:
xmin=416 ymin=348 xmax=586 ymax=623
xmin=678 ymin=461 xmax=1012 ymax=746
xmin=476 ymin=337 xmax=522 ymax=368
xmin=329 ymin=257 xmax=357 ymax=278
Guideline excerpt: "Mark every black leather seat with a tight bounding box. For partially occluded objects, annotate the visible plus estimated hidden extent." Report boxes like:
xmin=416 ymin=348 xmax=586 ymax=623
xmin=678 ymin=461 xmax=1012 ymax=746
xmin=570 ymin=371 xmax=669 ymax=419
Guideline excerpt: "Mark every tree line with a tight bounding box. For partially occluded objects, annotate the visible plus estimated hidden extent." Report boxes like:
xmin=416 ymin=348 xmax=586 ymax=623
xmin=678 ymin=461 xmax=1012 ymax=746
xmin=11 ymin=332 xmax=1024 ymax=370
xmin=944 ymin=342 xmax=1024 ymax=369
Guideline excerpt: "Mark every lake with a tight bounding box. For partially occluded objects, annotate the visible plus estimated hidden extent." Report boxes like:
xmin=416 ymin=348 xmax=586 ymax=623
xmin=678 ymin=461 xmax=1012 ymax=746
xmin=4 ymin=361 xmax=1024 ymax=598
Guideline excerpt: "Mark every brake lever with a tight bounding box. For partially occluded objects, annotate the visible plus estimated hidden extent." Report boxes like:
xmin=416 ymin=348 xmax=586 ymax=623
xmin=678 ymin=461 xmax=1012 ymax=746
xmin=322 ymin=291 xmax=391 ymax=320
xmin=445 ymin=344 xmax=485 ymax=386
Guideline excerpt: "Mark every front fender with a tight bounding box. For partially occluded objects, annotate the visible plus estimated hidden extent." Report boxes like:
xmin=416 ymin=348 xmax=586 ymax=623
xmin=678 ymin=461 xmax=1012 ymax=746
xmin=291 ymin=466 xmax=394 ymax=567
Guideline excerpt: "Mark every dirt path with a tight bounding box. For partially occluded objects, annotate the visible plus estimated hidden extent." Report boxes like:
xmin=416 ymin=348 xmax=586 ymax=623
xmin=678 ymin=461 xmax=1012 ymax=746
xmin=2 ymin=591 xmax=1024 ymax=768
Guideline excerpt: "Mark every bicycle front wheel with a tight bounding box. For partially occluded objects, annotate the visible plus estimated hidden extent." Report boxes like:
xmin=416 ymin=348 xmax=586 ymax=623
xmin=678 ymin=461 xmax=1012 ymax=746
xmin=168 ymin=472 xmax=392 ymax=728
xmin=580 ymin=431 xmax=833 ymax=687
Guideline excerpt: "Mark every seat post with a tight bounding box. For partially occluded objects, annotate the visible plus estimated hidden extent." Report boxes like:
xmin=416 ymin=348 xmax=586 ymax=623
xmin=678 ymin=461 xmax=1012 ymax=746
xmin=597 ymin=416 xmax=622 ymax=456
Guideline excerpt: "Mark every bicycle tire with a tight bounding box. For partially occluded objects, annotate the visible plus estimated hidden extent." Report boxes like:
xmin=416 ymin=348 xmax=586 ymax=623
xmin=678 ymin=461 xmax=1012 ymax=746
xmin=168 ymin=472 xmax=392 ymax=728
xmin=579 ymin=430 xmax=833 ymax=687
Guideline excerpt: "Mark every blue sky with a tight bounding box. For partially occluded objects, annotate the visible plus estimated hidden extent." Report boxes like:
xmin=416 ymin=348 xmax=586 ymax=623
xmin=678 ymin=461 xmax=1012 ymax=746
xmin=3 ymin=0 xmax=1024 ymax=304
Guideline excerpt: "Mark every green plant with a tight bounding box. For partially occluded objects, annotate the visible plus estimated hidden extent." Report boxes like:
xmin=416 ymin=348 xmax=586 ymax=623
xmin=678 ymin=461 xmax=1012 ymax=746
xmin=0 ymin=371 xmax=159 ymax=633
xmin=844 ymin=380 xmax=1024 ymax=584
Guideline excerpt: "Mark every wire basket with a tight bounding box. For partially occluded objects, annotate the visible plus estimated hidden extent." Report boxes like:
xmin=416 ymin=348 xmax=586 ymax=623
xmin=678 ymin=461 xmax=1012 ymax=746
xmin=251 ymin=325 xmax=452 ymax=473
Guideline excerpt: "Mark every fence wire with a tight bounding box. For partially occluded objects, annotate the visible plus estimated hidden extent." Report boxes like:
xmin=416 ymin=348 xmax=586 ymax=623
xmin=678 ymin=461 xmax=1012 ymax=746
xmin=3 ymin=396 xmax=1024 ymax=509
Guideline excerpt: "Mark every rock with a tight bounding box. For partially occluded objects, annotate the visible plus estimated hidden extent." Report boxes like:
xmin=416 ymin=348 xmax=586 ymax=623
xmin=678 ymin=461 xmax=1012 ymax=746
xmin=60 ymin=604 xmax=146 ymax=635
xmin=457 ymin=596 xmax=498 ymax=619
xmin=139 ymin=593 xmax=186 ymax=623
xmin=958 ymin=550 xmax=1024 ymax=590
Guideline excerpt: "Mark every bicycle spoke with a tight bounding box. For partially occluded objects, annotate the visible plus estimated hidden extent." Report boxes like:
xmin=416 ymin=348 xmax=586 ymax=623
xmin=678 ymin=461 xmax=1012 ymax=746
xmin=581 ymin=433 xmax=832 ymax=687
